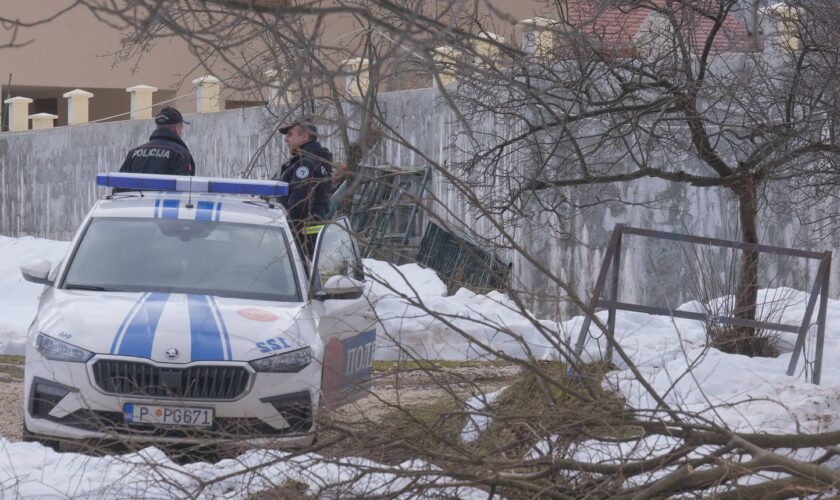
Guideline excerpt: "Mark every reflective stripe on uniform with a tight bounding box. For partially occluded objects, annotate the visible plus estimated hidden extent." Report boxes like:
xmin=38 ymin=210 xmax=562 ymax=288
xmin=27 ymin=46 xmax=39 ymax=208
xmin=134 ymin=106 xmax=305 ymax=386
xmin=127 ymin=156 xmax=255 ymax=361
xmin=301 ymin=224 xmax=325 ymax=235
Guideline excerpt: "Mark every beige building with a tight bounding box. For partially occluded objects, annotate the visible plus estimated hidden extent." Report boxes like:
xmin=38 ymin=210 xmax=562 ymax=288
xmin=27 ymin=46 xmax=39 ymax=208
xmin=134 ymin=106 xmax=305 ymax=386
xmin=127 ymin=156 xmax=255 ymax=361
xmin=0 ymin=1 xmax=756 ymax=130
xmin=0 ymin=1 xmax=263 ymax=129
xmin=0 ymin=1 xmax=559 ymax=128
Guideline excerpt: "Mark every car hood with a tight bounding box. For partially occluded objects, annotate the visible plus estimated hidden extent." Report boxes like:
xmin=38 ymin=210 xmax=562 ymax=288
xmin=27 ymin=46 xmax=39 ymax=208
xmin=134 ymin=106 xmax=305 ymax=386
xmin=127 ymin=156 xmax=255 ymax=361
xmin=36 ymin=290 xmax=315 ymax=363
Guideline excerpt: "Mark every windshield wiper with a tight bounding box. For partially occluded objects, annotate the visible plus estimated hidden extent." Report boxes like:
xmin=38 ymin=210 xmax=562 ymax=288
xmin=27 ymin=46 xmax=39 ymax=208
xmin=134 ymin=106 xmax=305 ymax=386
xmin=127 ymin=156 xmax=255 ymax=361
xmin=64 ymin=284 xmax=123 ymax=292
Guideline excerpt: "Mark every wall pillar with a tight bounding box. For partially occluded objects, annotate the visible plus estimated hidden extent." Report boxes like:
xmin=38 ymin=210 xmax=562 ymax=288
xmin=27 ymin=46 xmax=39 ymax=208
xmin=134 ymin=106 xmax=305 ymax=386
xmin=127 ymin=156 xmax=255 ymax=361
xmin=125 ymin=84 xmax=158 ymax=120
xmin=763 ymin=3 xmax=802 ymax=51
xmin=474 ymin=32 xmax=505 ymax=67
xmin=192 ymin=75 xmax=221 ymax=113
xmin=265 ymin=69 xmax=295 ymax=105
xmin=4 ymin=97 xmax=33 ymax=132
xmin=30 ymin=113 xmax=58 ymax=130
xmin=62 ymin=89 xmax=94 ymax=125
xmin=265 ymin=69 xmax=280 ymax=105
xmin=433 ymin=46 xmax=462 ymax=86
xmin=518 ymin=17 xmax=557 ymax=58
xmin=342 ymin=57 xmax=369 ymax=97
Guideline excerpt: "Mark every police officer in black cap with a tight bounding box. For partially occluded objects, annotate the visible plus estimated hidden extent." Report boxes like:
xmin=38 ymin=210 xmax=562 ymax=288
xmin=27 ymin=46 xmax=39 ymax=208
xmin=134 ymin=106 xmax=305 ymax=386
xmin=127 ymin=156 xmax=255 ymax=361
xmin=119 ymin=106 xmax=195 ymax=176
xmin=275 ymin=118 xmax=333 ymax=255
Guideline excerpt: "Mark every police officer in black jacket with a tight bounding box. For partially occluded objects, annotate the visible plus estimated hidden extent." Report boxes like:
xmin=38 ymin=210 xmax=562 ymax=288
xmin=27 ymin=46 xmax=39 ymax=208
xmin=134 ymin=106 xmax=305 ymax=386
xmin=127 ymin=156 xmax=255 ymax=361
xmin=119 ymin=106 xmax=195 ymax=176
xmin=274 ymin=118 xmax=333 ymax=255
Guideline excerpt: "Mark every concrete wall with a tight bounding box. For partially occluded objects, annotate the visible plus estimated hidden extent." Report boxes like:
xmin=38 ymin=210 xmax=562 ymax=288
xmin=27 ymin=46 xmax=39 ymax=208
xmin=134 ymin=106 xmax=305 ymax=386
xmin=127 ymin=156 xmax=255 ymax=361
xmin=0 ymin=107 xmax=290 ymax=239
xmin=1 ymin=89 xmax=837 ymax=319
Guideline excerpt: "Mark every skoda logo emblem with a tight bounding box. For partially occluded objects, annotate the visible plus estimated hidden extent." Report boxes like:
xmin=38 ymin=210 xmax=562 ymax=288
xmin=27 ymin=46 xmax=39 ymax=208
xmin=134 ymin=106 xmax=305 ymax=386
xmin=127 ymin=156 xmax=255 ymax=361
xmin=165 ymin=347 xmax=180 ymax=360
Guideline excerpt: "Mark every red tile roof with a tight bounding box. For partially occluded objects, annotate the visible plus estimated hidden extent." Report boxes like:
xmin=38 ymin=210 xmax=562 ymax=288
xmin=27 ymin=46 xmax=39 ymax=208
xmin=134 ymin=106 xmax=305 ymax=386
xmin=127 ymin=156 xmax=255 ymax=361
xmin=556 ymin=0 xmax=755 ymax=55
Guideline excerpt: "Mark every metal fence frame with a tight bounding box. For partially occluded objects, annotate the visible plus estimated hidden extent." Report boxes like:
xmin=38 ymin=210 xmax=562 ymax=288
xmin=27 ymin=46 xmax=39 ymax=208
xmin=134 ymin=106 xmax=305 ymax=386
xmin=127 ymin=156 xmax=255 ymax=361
xmin=573 ymin=224 xmax=832 ymax=384
xmin=416 ymin=222 xmax=511 ymax=293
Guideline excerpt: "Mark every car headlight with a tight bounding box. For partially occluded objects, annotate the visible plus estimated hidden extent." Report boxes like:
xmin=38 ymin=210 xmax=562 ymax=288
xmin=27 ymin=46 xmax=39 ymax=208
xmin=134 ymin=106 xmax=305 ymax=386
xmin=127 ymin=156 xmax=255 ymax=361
xmin=35 ymin=333 xmax=93 ymax=363
xmin=250 ymin=347 xmax=312 ymax=373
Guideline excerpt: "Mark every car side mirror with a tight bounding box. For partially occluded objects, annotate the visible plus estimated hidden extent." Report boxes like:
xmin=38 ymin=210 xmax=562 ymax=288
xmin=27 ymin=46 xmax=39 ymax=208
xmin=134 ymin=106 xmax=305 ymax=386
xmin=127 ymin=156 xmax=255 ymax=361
xmin=21 ymin=260 xmax=53 ymax=286
xmin=316 ymin=275 xmax=364 ymax=300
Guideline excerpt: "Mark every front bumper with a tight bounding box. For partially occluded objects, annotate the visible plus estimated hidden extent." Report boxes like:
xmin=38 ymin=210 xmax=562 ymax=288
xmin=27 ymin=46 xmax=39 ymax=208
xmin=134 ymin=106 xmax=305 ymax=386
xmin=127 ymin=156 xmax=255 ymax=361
xmin=24 ymin=350 xmax=322 ymax=447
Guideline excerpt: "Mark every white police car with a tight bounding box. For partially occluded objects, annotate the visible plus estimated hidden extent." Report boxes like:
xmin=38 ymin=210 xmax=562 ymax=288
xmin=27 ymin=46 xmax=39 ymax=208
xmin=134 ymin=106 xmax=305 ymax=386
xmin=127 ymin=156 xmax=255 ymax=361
xmin=21 ymin=173 xmax=375 ymax=448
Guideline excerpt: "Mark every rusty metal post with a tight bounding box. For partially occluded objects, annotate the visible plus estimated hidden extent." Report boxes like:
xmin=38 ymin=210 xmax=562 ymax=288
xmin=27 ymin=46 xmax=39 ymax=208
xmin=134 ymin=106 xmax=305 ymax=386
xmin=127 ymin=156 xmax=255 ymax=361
xmin=786 ymin=258 xmax=826 ymax=377
xmin=574 ymin=225 xmax=624 ymax=356
xmin=605 ymin=231 xmax=622 ymax=364
xmin=813 ymin=254 xmax=831 ymax=384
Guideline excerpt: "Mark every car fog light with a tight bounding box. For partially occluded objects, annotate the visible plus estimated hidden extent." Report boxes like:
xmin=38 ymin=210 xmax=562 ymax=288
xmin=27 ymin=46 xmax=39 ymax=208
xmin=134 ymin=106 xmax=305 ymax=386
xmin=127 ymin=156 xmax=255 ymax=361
xmin=250 ymin=347 xmax=312 ymax=373
xmin=260 ymin=391 xmax=312 ymax=432
xmin=36 ymin=333 xmax=93 ymax=363
xmin=31 ymin=377 xmax=76 ymax=418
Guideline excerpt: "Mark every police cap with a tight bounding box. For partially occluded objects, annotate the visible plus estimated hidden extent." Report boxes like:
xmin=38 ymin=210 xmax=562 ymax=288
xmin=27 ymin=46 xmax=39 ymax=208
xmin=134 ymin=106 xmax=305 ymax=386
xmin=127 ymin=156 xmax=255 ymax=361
xmin=155 ymin=106 xmax=190 ymax=125
xmin=279 ymin=118 xmax=318 ymax=137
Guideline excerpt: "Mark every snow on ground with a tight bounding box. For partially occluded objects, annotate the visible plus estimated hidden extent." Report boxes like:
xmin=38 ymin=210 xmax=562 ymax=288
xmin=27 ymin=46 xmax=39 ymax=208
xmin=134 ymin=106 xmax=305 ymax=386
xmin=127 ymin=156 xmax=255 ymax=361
xmin=0 ymin=442 xmax=489 ymax=498
xmin=569 ymin=287 xmax=840 ymax=435
xmin=364 ymin=259 xmax=564 ymax=361
xmin=460 ymin=387 xmax=507 ymax=443
xmin=365 ymin=257 xmax=840 ymax=436
xmin=0 ymin=236 xmax=69 ymax=355
xmin=3 ymin=236 xmax=840 ymax=495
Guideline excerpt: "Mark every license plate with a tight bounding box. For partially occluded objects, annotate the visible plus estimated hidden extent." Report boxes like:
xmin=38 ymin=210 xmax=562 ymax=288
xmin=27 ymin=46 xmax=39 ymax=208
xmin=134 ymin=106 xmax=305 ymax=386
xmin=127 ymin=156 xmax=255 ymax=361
xmin=124 ymin=403 xmax=214 ymax=427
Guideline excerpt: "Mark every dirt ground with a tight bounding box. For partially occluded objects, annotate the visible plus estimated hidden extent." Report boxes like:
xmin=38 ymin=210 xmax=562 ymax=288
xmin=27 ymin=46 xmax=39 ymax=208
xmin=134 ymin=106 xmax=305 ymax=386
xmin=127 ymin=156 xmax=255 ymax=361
xmin=334 ymin=362 xmax=520 ymax=424
xmin=0 ymin=358 xmax=518 ymax=444
xmin=0 ymin=357 xmax=24 ymax=442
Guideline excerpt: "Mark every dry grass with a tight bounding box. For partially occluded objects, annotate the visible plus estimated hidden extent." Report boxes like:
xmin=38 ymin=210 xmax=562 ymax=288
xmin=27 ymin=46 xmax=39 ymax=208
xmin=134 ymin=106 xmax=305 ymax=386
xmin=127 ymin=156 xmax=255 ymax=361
xmin=708 ymin=325 xmax=780 ymax=358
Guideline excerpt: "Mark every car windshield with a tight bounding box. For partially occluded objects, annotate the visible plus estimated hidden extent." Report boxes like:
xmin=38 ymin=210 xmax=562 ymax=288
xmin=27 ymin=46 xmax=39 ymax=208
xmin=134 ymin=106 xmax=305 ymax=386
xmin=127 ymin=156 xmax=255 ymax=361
xmin=62 ymin=217 xmax=299 ymax=301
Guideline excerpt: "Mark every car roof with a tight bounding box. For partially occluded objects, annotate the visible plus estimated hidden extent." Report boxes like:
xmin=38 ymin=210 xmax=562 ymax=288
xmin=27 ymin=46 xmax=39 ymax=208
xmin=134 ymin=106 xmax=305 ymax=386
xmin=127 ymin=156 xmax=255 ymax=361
xmin=90 ymin=192 xmax=289 ymax=226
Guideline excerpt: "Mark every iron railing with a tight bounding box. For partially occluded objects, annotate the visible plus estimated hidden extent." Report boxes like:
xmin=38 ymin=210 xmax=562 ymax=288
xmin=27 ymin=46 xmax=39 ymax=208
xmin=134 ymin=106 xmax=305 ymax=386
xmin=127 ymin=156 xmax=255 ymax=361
xmin=573 ymin=224 xmax=831 ymax=384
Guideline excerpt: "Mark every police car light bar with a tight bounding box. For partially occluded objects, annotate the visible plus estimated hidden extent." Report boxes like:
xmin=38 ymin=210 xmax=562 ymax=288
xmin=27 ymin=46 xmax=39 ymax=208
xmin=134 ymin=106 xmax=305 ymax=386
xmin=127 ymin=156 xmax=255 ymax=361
xmin=96 ymin=172 xmax=289 ymax=197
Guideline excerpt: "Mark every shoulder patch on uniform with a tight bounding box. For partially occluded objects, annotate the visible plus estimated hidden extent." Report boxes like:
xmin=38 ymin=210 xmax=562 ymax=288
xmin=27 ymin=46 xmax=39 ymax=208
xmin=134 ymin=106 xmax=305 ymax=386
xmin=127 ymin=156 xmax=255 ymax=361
xmin=295 ymin=166 xmax=311 ymax=179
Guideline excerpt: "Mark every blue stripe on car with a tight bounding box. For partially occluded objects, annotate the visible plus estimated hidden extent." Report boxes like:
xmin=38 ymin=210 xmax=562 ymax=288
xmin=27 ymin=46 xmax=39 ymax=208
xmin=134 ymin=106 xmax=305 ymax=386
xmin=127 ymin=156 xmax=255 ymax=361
xmin=117 ymin=292 xmax=170 ymax=358
xmin=161 ymin=199 xmax=179 ymax=219
xmin=188 ymin=294 xmax=225 ymax=361
xmin=208 ymin=295 xmax=232 ymax=360
xmin=196 ymin=200 xmax=215 ymax=221
xmin=110 ymin=293 xmax=150 ymax=354
xmin=214 ymin=202 xmax=222 ymax=221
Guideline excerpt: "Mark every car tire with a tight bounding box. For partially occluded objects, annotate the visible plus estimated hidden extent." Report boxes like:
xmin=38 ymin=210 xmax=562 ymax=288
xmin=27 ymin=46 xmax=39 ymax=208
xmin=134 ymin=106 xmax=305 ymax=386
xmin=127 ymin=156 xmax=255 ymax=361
xmin=21 ymin=423 xmax=61 ymax=452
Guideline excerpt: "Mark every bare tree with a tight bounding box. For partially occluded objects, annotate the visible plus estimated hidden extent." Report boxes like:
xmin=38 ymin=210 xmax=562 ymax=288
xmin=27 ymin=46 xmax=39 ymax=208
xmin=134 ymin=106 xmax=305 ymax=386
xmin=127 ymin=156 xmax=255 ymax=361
xmin=439 ymin=0 xmax=840 ymax=352
xmin=9 ymin=1 xmax=840 ymax=498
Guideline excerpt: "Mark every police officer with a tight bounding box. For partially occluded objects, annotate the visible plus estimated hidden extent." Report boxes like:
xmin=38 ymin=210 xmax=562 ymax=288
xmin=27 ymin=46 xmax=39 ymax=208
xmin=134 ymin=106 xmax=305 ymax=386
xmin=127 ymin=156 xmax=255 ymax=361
xmin=275 ymin=118 xmax=333 ymax=255
xmin=119 ymin=106 xmax=195 ymax=176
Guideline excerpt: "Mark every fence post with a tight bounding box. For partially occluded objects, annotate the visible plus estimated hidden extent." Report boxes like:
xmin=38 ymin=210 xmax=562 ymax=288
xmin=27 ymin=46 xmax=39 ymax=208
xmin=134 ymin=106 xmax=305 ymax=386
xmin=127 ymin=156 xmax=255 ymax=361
xmin=763 ymin=3 xmax=802 ymax=51
xmin=518 ymin=17 xmax=557 ymax=58
xmin=342 ymin=57 xmax=369 ymax=97
xmin=4 ymin=97 xmax=32 ymax=132
xmin=192 ymin=75 xmax=221 ymax=113
xmin=126 ymin=84 xmax=158 ymax=120
xmin=474 ymin=32 xmax=505 ymax=67
xmin=433 ymin=46 xmax=462 ymax=87
xmin=62 ymin=89 xmax=94 ymax=125
xmin=30 ymin=113 xmax=58 ymax=130
xmin=605 ymin=231 xmax=622 ymax=364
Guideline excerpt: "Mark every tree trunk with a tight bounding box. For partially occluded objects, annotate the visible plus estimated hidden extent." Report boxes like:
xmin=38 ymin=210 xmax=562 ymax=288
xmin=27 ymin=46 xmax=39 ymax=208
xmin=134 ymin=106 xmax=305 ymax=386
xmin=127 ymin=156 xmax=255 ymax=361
xmin=734 ymin=179 xmax=759 ymax=326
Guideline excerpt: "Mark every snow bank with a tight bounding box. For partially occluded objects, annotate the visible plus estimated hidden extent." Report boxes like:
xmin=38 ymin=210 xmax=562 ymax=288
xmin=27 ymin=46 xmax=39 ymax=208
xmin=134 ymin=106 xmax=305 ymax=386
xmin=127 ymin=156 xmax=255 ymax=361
xmin=572 ymin=288 xmax=840 ymax=435
xmin=0 ymin=236 xmax=69 ymax=355
xmin=0 ymin=440 xmax=489 ymax=498
xmin=365 ymin=259 xmax=565 ymax=361
xmin=365 ymin=258 xmax=840 ymax=440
